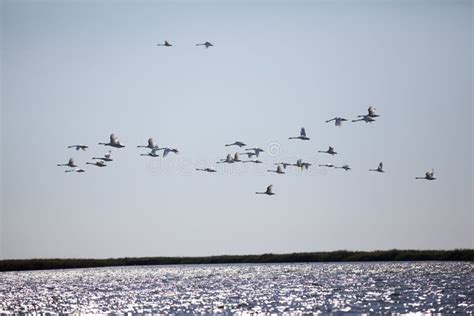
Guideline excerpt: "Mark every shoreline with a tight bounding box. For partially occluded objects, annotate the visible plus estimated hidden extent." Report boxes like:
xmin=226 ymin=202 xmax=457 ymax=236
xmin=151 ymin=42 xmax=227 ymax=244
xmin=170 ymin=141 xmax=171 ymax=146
xmin=1 ymin=249 xmax=472 ymax=272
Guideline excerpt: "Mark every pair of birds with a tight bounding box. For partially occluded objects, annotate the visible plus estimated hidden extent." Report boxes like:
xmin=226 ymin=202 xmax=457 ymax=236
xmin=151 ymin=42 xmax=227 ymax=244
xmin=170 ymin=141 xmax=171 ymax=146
xmin=325 ymin=106 xmax=380 ymax=126
xmin=272 ymin=159 xmax=312 ymax=172
xmin=138 ymin=138 xmax=179 ymax=158
xmin=368 ymin=162 xmax=436 ymax=180
xmin=157 ymin=41 xmax=213 ymax=48
xmin=217 ymin=145 xmax=264 ymax=164
xmin=217 ymin=152 xmax=262 ymax=164
xmin=57 ymin=151 xmax=112 ymax=173
xmin=256 ymin=168 xmax=435 ymax=198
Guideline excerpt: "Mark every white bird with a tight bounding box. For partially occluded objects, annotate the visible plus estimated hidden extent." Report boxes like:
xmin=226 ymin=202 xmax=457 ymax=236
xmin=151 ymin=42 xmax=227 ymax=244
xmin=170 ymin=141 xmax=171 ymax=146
xmin=157 ymin=40 xmax=172 ymax=47
xmin=245 ymin=147 xmax=264 ymax=157
xmin=99 ymin=134 xmax=125 ymax=148
xmin=162 ymin=147 xmax=179 ymax=157
xmin=369 ymin=162 xmax=384 ymax=173
xmin=86 ymin=160 xmax=107 ymax=167
xmin=289 ymin=127 xmax=310 ymax=140
xmin=137 ymin=138 xmax=158 ymax=149
xmin=196 ymin=168 xmax=217 ymax=173
xmin=68 ymin=145 xmax=88 ymax=151
xmin=275 ymin=162 xmax=293 ymax=169
xmin=242 ymin=159 xmax=263 ymax=164
xmin=140 ymin=148 xmax=160 ymax=157
xmin=240 ymin=152 xmax=257 ymax=159
xmin=196 ymin=41 xmax=213 ymax=48
xmin=267 ymin=165 xmax=285 ymax=174
xmin=65 ymin=168 xmax=85 ymax=173
xmin=233 ymin=152 xmax=242 ymax=162
xmin=256 ymin=185 xmax=275 ymax=195
xmin=292 ymin=159 xmax=311 ymax=170
xmin=57 ymin=158 xmax=77 ymax=168
xmin=319 ymin=163 xmax=335 ymax=168
xmin=335 ymin=164 xmax=351 ymax=171
xmin=325 ymin=117 xmax=347 ymax=127
xmin=318 ymin=146 xmax=337 ymax=155
xmin=352 ymin=115 xmax=376 ymax=123
xmin=217 ymin=154 xmax=234 ymax=164
xmin=225 ymin=141 xmax=246 ymax=147
xmin=416 ymin=169 xmax=436 ymax=180
xmin=92 ymin=151 xmax=113 ymax=162
xmin=358 ymin=106 xmax=379 ymax=118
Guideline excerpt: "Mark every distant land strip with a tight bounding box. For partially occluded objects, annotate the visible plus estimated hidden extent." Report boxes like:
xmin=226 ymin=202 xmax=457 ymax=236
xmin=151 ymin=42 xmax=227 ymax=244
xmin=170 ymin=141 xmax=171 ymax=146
xmin=0 ymin=249 xmax=472 ymax=272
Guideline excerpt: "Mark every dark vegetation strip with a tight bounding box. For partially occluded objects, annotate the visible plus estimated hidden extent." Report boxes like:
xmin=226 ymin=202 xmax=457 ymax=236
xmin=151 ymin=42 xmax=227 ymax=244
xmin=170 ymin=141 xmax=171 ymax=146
xmin=0 ymin=249 xmax=472 ymax=272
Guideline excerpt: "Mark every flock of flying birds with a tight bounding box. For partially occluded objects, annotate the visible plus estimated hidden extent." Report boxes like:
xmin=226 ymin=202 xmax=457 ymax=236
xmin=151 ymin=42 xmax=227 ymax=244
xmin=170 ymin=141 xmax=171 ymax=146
xmin=57 ymin=105 xmax=436 ymax=196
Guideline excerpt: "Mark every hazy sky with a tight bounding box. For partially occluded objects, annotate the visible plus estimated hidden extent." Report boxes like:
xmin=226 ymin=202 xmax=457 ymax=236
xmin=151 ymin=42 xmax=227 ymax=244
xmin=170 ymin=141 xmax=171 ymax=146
xmin=1 ymin=0 xmax=472 ymax=260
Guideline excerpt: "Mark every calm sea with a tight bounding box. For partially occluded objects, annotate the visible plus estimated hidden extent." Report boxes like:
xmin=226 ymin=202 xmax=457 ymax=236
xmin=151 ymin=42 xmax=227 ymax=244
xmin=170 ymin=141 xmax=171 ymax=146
xmin=0 ymin=262 xmax=472 ymax=314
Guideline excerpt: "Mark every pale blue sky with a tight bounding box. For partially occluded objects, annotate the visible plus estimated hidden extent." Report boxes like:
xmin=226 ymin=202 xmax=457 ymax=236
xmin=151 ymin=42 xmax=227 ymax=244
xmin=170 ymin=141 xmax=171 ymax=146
xmin=1 ymin=0 xmax=472 ymax=259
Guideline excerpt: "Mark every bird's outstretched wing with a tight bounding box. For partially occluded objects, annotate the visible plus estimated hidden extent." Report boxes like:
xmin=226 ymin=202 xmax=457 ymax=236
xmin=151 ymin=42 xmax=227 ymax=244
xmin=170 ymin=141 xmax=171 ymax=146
xmin=266 ymin=185 xmax=273 ymax=194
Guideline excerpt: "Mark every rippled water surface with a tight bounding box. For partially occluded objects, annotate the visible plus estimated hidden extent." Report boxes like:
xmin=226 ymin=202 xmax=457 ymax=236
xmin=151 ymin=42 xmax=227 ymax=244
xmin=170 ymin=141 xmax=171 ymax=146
xmin=0 ymin=262 xmax=472 ymax=314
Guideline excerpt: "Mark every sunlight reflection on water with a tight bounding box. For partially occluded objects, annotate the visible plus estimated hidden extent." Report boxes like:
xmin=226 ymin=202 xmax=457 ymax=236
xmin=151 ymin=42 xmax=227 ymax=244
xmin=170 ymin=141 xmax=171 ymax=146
xmin=0 ymin=262 xmax=472 ymax=314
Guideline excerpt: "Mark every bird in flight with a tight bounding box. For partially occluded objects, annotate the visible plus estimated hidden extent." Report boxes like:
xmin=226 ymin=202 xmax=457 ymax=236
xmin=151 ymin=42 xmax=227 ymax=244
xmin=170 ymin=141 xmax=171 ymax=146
xmin=242 ymin=159 xmax=263 ymax=164
xmin=68 ymin=144 xmax=88 ymax=151
xmin=225 ymin=141 xmax=246 ymax=147
xmin=416 ymin=169 xmax=436 ymax=180
xmin=99 ymin=134 xmax=125 ymax=148
xmin=196 ymin=168 xmax=217 ymax=173
xmin=319 ymin=163 xmax=335 ymax=168
xmin=57 ymin=158 xmax=77 ymax=168
xmin=289 ymin=127 xmax=310 ymax=140
xmin=92 ymin=151 xmax=113 ymax=162
xmin=137 ymin=138 xmax=158 ymax=149
xmin=352 ymin=115 xmax=376 ymax=123
xmin=358 ymin=106 xmax=379 ymax=118
xmin=275 ymin=162 xmax=293 ymax=169
xmin=256 ymin=185 xmax=275 ymax=195
xmin=246 ymin=147 xmax=264 ymax=157
xmin=369 ymin=162 xmax=384 ymax=173
xmin=65 ymin=168 xmax=85 ymax=173
xmin=196 ymin=41 xmax=213 ymax=48
xmin=86 ymin=160 xmax=107 ymax=167
xmin=267 ymin=165 xmax=285 ymax=174
xmin=162 ymin=147 xmax=179 ymax=158
xmin=293 ymin=159 xmax=312 ymax=170
xmin=157 ymin=41 xmax=172 ymax=47
xmin=318 ymin=146 xmax=338 ymax=155
xmin=335 ymin=164 xmax=351 ymax=171
xmin=325 ymin=117 xmax=347 ymax=127
xmin=217 ymin=154 xmax=234 ymax=164
xmin=140 ymin=148 xmax=160 ymax=157
xmin=240 ymin=151 xmax=256 ymax=159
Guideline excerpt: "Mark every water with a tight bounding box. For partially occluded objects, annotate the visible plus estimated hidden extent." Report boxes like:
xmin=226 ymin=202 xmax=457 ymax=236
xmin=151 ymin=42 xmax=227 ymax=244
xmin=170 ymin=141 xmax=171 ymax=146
xmin=0 ymin=262 xmax=472 ymax=314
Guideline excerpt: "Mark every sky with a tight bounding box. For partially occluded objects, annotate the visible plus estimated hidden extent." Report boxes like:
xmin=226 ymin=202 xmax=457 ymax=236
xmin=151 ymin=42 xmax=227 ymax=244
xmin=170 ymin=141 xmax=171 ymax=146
xmin=0 ymin=0 xmax=472 ymax=260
